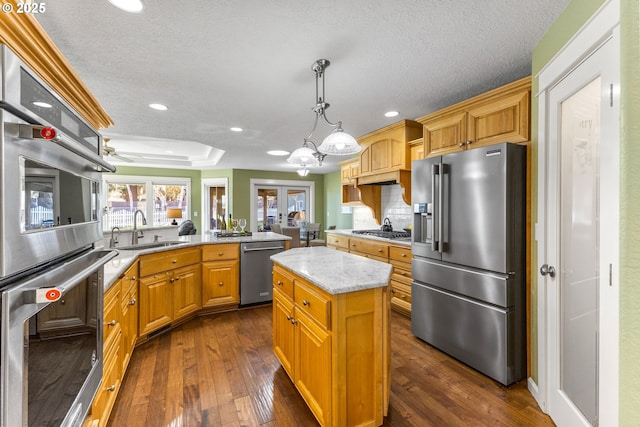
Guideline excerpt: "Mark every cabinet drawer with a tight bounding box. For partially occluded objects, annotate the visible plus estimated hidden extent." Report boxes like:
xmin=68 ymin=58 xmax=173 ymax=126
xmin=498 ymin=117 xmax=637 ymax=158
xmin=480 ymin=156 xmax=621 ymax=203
xmin=273 ymin=265 xmax=294 ymax=299
xmin=349 ymin=238 xmax=389 ymax=259
xmin=103 ymin=284 xmax=120 ymax=348
xmin=326 ymin=233 xmax=349 ymax=250
xmin=391 ymin=281 xmax=412 ymax=304
xmin=389 ymin=245 xmax=412 ymax=262
xmin=202 ymin=243 xmax=239 ymax=261
xmin=391 ymin=263 xmax=412 ymax=285
xmin=92 ymin=336 xmax=121 ymax=427
xmin=139 ymin=248 xmax=201 ymax=277
xmin=294 ymin=280 xmax=331 ymax=330
xmin=120 ymin=262 xmax=138 ymax=297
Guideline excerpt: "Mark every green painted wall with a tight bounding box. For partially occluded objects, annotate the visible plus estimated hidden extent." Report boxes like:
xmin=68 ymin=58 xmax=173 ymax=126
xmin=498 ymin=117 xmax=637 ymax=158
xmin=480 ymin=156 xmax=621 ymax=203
xmin=324 ymin=171 xmax=353 ymax=230
xmin=619 ymin=0 xmax=640 ymax=424
xmin=111 ymin=166 xmax=202 ymax=218
xmin=532 ymin=0 xmax=640 ymax=423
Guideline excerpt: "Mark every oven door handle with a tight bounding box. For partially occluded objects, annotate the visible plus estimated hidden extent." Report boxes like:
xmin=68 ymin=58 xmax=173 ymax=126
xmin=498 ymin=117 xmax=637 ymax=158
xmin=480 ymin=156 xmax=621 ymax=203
xmin=22 ymin=249 xmax=118 ymax=304
xmin=18 ymin=124 xmax=116 ymax=173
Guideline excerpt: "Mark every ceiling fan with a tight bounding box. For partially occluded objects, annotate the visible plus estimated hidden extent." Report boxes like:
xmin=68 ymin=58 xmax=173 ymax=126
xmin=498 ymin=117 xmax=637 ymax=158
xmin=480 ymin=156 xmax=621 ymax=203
xmin=102 ymin=138 xmax=134 ymax=162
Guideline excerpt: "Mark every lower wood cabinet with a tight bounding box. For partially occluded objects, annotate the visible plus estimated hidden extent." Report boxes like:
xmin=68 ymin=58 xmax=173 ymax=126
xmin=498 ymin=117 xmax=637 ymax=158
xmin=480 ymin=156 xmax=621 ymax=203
xmin=327 ymin=233 xmax=413 ymax=317
xmin=202 ymin=243 xmax=239 ymax=309
xmin=272 ymin=263 xmax=390 ymax=427
xmin=138 ymin=247 xmax=201 ymax=337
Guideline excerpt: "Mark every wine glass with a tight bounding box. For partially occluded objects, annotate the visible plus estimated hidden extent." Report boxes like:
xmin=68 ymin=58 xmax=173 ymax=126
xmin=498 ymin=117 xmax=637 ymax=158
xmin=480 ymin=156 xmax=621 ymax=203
xmin=238 ymin=218 xmax=247 ymax=233
xmin=232 ymin=219 xmax=238 ymax=232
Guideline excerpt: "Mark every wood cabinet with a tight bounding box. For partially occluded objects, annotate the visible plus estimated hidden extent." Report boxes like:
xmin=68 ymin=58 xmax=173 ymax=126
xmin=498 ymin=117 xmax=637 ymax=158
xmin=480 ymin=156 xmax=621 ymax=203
xmin=389 ymin=245 xmax=413 ymax=317
xmin=138 ymin=247 xmax=201 ymax=337
xmin=272 ymin=263 xmax=390 ymax=427
xmin=119 ymin=262 xmax=138 ymax=376
xmin=357 ymin=120 xmax=422 ymax=177
xmin=409 ymin=137 xmax=425 ymax=162
xmin=202 ymin=243 xmax=239 ymax=309
xmin=90 ymin=279 xmax=122 ymax=427
xmin=327 ymin=233 xmax=413 ymax=317
xmin=340 ymin=158 xmax=364 ymax=205
xmin=419 ymin=77 xmax=531 ymax=158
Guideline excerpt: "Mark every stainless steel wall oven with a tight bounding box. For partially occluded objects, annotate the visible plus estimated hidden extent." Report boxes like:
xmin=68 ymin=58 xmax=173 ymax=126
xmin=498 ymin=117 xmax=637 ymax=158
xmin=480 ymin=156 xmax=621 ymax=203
xmin=0 ymin=44 xmax=116 ymax=426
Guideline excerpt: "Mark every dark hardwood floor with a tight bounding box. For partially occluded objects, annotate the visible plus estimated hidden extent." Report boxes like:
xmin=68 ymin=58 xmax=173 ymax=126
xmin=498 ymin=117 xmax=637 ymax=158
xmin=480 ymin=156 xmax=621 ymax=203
xmin=108 ymin=306 xmax=555 ymax=427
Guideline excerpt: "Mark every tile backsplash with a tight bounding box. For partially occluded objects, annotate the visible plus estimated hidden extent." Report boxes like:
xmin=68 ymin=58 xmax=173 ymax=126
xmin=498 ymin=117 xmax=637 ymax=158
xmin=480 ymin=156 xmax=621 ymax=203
xmin=353 ymin=184 xmax=412 ymax=230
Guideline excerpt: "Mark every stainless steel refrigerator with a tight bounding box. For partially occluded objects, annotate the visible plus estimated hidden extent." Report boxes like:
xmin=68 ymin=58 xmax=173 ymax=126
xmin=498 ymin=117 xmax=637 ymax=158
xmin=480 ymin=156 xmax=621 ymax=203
xmin=411 ymin=142 xmax=526 ymax=385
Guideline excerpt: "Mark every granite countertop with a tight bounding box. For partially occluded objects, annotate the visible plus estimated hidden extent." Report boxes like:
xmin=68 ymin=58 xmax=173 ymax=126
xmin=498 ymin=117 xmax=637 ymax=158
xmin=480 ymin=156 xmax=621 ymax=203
xmin=102 ymin=232 xmax=289 ymax=289
xmin=271 ymin=246 xmax=393 ymax=295
xmin=325 ymin=229 xmax=411 ymax=247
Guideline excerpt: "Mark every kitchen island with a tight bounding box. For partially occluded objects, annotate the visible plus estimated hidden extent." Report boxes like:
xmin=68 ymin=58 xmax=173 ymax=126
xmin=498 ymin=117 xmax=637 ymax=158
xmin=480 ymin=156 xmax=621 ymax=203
xmin=271 ymin=247 xmax=392 ymax=427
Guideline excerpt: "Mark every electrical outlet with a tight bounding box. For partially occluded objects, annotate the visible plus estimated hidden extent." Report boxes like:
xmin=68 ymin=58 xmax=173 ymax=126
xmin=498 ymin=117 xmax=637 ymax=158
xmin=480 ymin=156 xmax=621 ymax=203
xmin=193 ymin=211 xmax=198 ymax=217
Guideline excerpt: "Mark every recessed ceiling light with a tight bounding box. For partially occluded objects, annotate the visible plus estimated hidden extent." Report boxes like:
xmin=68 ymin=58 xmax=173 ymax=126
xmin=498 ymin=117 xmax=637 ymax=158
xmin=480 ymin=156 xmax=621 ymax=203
xmin=267 ymin=150 xmax=290 ymax=156
xmin=32 ymin=101 xmax=52 ymax=108
xmin=107 ymin=0 xmax=144 ymax=13
xmin=230 ymin=127 xmax=243 ymax=132
xmin=384 ymin=111 xmax=399 ymax=118
xmin=149 ymin=103 xmax=167 ymax=111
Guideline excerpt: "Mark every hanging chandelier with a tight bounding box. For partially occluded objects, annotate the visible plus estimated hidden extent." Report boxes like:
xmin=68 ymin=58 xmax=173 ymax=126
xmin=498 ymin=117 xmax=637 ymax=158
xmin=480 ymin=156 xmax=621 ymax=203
xmin=287 ymin=59 xmax=361 ymax=168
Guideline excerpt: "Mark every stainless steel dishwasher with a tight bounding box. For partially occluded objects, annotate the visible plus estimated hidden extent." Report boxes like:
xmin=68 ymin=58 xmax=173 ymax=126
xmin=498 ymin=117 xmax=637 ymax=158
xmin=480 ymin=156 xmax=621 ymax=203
xmin=240 ymin=241 xmax=286 ymax=305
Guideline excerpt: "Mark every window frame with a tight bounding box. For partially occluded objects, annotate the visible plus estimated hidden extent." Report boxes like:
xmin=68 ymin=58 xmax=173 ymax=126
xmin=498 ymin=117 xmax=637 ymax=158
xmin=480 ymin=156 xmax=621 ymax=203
xmin=102 ymin=174 xmax=191 ymax=229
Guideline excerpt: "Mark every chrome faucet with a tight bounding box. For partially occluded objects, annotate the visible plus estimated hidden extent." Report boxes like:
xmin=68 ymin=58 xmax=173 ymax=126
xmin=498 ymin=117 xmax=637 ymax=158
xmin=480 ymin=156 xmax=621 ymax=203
xmin=109 ymin=226 xmax=120 ymax=248
xmin=132 ymin=209 xmax=147 ymax=245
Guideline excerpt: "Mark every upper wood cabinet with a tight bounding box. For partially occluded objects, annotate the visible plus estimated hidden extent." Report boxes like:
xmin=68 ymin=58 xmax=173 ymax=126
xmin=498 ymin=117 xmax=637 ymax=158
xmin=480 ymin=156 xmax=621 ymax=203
xmin=357 ymin=120 xmax=423 ymax=179
xmin=409 ymin=137 xmax=425 ymax=163
xmin=340 ymin=159 xmax=360 ymax=184
xmin=418 ymin=77 xmax=531 ymax=158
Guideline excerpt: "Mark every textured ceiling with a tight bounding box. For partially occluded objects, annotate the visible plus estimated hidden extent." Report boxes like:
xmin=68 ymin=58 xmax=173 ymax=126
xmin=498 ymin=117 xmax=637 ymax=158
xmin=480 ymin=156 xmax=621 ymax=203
xmin=35 ymin=0 xmax=570 ymax=173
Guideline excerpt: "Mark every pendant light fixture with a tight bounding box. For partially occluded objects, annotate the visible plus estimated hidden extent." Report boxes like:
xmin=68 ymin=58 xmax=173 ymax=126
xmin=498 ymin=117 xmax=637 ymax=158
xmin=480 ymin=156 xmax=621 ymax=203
xmin=287 ymin=59 xmax=361 ymax=167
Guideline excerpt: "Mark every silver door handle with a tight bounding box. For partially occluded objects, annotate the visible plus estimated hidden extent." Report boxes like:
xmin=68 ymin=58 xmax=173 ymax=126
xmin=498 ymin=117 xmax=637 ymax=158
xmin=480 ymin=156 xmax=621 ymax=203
xmin=540 ymin=264 xmax=556 ymax=278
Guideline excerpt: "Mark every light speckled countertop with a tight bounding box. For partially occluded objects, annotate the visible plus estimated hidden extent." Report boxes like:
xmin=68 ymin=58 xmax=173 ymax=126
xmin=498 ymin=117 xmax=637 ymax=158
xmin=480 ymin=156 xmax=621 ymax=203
xmin=102 ymin=232 xmax=289 ymax=289
xmin=326 ymin=229 xmax=411 ymax=247
xmin=271 ymin=246 xmax=393 ymax=295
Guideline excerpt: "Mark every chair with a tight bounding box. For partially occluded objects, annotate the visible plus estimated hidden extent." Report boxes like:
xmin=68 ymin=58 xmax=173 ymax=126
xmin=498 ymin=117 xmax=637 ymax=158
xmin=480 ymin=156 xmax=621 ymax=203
xmin=307 ymin=223 xmax=326 ymax=247
xmin=271 ymin=223 xmax=282 ymax=234
xmin=281 ymin=226 xmax=301 ymax=248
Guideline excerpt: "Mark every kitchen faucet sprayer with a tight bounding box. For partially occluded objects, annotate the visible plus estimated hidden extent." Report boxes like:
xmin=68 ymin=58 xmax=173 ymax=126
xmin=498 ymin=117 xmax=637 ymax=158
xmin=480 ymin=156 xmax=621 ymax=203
xmin=132 ymin=210 xmax=147 ymax=244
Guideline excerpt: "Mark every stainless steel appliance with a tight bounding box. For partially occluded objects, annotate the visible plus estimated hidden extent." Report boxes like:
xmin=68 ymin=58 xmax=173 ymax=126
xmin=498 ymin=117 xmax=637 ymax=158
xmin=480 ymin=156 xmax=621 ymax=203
xmin=240 ymin=241 xmax=286 ymax=305
xmin=0 ymin=44 xmax=116 ymax=426
xmin=411 ymin=142 xmax=526 ymax=385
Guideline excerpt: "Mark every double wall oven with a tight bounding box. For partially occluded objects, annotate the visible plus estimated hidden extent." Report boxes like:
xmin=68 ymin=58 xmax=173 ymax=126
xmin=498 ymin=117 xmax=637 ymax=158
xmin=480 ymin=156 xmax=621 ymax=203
xmin=0 ymin=45 xmax=116 ymax=426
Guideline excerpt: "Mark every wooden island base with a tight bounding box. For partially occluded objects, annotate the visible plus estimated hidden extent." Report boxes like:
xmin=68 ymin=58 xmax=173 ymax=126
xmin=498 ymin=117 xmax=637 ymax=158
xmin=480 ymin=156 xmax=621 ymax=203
xmin=271 ymin=248 xmax=392 ymax=427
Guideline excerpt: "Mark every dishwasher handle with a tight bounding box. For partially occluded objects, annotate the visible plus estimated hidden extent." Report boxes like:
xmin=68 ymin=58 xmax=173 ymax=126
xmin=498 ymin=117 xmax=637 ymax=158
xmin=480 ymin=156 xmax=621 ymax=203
xmin=242 ymin=245 xmax=285 ymax=252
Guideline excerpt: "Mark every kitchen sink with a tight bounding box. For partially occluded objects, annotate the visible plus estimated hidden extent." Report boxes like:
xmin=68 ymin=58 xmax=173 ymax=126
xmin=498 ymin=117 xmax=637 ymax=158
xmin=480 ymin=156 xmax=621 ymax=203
xmin=116 ymin=241 xmax=186 ymax=251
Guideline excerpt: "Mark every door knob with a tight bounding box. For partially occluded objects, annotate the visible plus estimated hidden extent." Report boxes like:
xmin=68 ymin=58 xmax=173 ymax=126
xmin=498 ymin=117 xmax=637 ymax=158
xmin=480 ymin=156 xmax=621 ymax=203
xmin=540 ymin=264 xmax=556 ymax=278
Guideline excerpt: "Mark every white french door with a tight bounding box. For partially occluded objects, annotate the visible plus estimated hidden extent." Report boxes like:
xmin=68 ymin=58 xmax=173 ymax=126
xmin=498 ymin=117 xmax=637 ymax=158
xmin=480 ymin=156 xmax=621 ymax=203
xmin=537 ymin=17 xmax=619 ymax=427
xmin=250 ymin=179 xmax=315 ymax=232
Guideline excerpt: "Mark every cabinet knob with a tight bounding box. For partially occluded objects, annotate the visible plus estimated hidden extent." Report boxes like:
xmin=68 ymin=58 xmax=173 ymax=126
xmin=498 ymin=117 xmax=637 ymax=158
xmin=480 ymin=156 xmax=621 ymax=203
xmin=170 ymin=278 xmax=175 ymax=283
xmin=175 ymin=276 xmax=180 ymax=281
xmin=466 ymin=140 xmax=472 ymax=145
xmin=459 ymin=142 xmax=465 ymax=147
xmin=290 ymin=318 xmax=297 ymax=325
xmin=277 ymin=280 xmax=283 ymax=286
xmin=401 ymin=294 xmax=407 ymax=299
xmin=129 ymin=298 xmax=137 ymax=306
xmin=286 ymin=315 xmax=292 ymax=321
xmin=401 ymin=253 xmax=407 ymax=257
xmin=351 ymin=243 xmax=356 ymax=247
xmin=391 ymin=289 xmax=397 ymax=294
xmin=172 ymin=259 xmax=177 ymax=264
xmin=106 ymin=320 xmax=117 ymax=326
xmin=219 ymin=252 xmax=224 ymax=256
xmin=302 ymin=300 xmax=310 ymax=306
xmin=60 ymin=299 xmax=65 ymax=305
xmin=131 ymin=276 xmax=137 ymax=281
xmin=378 ymin=248 xmax=383 ymax=252
xmin=401 ymin=272 xmax=407 ymax=276
xmin=106 ymin=385 xmax=116 ymax=392
xmin=218 ymin=282 xmax=224 ymax=286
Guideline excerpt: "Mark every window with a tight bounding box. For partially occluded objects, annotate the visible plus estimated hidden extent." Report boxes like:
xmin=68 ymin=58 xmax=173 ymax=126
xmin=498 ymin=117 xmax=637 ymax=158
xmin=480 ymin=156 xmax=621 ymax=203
xmin=103 ymin=175 xmax=190 ymax=230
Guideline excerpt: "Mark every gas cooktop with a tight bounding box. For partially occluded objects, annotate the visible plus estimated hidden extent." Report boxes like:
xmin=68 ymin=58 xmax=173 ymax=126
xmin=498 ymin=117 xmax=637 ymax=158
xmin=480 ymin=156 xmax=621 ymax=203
xmin=351 ymin=229 xmax=411 ymax=240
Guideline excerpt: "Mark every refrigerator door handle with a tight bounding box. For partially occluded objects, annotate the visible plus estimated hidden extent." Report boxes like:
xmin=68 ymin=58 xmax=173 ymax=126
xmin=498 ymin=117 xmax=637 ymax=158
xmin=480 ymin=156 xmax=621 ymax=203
xmin=431 ymin=163 xmax=439 ymax=252
xmin=438 ymin=162 xmax=446 ymax=253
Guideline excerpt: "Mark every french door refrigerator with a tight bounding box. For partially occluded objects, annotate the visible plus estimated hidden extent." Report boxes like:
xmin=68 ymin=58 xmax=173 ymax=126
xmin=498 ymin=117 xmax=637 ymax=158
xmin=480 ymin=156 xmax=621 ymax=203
xmin=411 ymin=142 xmax=526 ymax=385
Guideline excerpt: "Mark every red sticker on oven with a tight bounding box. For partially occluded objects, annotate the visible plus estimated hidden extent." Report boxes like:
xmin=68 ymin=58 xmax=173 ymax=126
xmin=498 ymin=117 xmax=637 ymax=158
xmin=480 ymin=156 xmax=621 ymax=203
xmin=36 ymin=288 xmax=62 ymax=303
